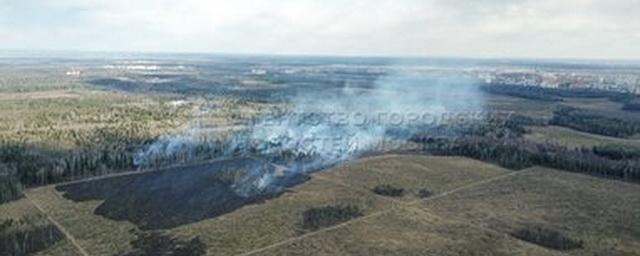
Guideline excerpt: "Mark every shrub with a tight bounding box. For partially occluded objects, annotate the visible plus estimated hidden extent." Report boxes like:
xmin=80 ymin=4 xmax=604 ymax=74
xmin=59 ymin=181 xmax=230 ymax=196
xmin=124 ymin=231 xmax=206 ymax=256
xmin=511 ymin=225 xmax=583 ymax=251
xmin=372 ymin=184 xmax=405 ymax=197
xmin=301 ymin=205 xmax=363 ymax=231
xmin=417 ymin=189 xmax=433 ymax=198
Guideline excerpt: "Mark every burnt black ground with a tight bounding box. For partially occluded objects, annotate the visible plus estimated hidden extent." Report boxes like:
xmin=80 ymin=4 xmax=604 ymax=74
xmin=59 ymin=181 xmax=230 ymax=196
xmin=56 ymin=158 xmax=310 ymax=230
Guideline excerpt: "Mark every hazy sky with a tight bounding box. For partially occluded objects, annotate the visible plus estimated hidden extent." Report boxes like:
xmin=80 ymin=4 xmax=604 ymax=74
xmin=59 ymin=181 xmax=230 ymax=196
xmin=1 ymin=0 xmax=639 ymax=59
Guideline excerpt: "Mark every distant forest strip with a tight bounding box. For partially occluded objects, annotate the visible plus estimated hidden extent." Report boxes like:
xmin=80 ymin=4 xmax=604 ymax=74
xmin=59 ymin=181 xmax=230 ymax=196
xmin=550 ymin=107 xmax=640 ymax=138
xmin=409 ymin=109 xmax=640 ymax=183
xmin=592 ymin=144 xmax=640 ymax=160
xmin=411 ymin=135 xmax=640 ymax=183
xmin=480 ymin=84 xmax=638 ymax=103
xmin=622 ymin=101 xmax=640 ymax=111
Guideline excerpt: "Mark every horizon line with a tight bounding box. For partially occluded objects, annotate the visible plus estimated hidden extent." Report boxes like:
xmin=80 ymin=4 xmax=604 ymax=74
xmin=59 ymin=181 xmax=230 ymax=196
xmin=1 ymin=48 xmax=639 ymax=64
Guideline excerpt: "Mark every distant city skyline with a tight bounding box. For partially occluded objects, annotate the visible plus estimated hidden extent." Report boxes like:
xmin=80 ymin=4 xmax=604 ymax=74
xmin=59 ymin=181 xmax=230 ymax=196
xmin=1 ymin=0 xmax=639 ymax=60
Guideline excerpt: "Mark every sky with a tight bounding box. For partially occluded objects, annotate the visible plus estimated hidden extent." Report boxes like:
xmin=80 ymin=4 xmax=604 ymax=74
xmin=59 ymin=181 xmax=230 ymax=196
xmin=1 ymin=0 xmax=639 ymax=59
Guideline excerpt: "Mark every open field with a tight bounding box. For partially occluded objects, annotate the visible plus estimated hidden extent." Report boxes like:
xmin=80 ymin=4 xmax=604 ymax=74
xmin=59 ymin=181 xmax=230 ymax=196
xmin=484 ymin=94 xmax=558 ymax=119
xmin=249 ymin=166 xmax=640 ymax=256
xmin=18 ymin=155 xmax=511 ymax=255
xmin=420 ymin=167 xmax=640 ymax=256
xmin=14 ymin=155 xmax=640 ymax=255
xmin=169 ymin=177 xmax=392 ymax=256
xmin=312 ymin=155 xmax=511 ymax=202
xmin=256 ymin=206 xmax=563 ymax=256
xmin=25 ymin=186 xmax=141 ymax=255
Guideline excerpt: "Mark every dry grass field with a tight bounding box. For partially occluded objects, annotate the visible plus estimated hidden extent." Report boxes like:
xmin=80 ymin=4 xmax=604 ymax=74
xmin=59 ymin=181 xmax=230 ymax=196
xmin=420 ymin=167 xmax=640 ymax=256
xmin=312 ymin=155 xmax=511 ymax=202
xmin=169 ymin=178 xmax=393 ymax=256
xmin=256 ymin=207 xmax=564 ymax=256
xmin=12 ymin=155 xmax=640 ymax=256
xmin=24 ymin=186 xmax=138 ymax=255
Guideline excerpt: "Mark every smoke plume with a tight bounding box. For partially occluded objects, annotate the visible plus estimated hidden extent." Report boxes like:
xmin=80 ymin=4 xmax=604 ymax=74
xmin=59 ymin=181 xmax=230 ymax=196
xmin=134 ymin=69 xmax=485 ymax=197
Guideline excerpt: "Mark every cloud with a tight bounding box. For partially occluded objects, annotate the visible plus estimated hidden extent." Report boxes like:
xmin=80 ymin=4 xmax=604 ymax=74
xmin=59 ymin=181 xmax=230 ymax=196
xmin=0 ymin=0 xmax=638 ymax=59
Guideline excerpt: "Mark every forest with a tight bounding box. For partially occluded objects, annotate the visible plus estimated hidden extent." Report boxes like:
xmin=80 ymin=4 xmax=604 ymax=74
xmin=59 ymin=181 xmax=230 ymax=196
xmin=623 ymin=101 xmax=640 ymax=111
xmin=411 ymin=121 xmax=640 ymax=183
xmin=592 ymin=144 xmax=640 ymax=160
xmin=550 ymin=107 xmax=640 ymax=138
xmin=480 ymin=84 xmax=637 ymax=103
xmin=0 ymin=125 xmax=147 ymax=203
xmin=0 ymin=215 xmax=64 ymax=255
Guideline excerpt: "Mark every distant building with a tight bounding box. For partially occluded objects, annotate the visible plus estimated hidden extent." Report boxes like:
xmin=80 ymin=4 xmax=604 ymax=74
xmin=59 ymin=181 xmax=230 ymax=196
xmin=65 ymin=69 xmax=81 ymax=76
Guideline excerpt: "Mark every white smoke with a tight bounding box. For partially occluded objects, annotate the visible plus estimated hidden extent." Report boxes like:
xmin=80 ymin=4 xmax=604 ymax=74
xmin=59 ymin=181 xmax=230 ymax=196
xmin=134 ymin=69 xmax=485 ymax=196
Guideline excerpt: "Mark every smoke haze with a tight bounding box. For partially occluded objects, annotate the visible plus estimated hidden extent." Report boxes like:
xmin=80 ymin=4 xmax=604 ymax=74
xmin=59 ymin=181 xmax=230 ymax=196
xmin=134 ymin=69 xmax=485 ymax=196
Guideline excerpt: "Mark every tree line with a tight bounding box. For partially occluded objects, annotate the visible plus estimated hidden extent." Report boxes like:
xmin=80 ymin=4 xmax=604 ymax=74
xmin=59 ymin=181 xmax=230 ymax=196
xmin=622 ymin=101 xmax=640 ymax=111
xmin=550 ymin=107 xmax=640 ymax=138
xmin=592 ymin=144 xmax=640 ymax=160
xmin=0 ymin=125 xmax=145 ymax=204
xmin=0 ymin=215 xmax=64 ymax=256
xmin=480 ymin=84 xmax=636 ymax=103
xmin=411 ymin=135 xmax=640 ymax=183
xmin=409 ymin=106 xmax=640 ymax=182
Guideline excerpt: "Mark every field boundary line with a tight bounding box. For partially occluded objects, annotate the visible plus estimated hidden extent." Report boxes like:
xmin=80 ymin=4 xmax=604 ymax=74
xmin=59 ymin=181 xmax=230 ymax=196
xmin=237 ymin=168 xmax=526 ymax=256
xmin=400 ymin=169 xmax=571 ymax=255
xmin=236 ymin=209 xmax=391 ymax=256
xmin=408 ymin=168 xmax=524 ymax=206
xmin=23 ymin=192 xmax=90 ymax=256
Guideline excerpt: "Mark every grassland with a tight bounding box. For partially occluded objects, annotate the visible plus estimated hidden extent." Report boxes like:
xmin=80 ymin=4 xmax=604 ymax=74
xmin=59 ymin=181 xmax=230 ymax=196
xmin=484 ymin=94 xmax=557 ymax=119
xmin=420 ymin=167 xmax=640 ymax=256
xmin=19 ymin=155 xmax=640 ymax=255
xmin=17 ymin=155 xmax=517 ymax=255
xmin=24 ymin=186 xmax=139 ymax=255
xmin=312 ymin=155 xmax=511 ymax=202
xmin=6 ymin=150 xmax=640 ymax=256
xmin=258 ymin=207 xmax=563 ymax=256
xmin=248 ymin=165 xmax=640 ymax=256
